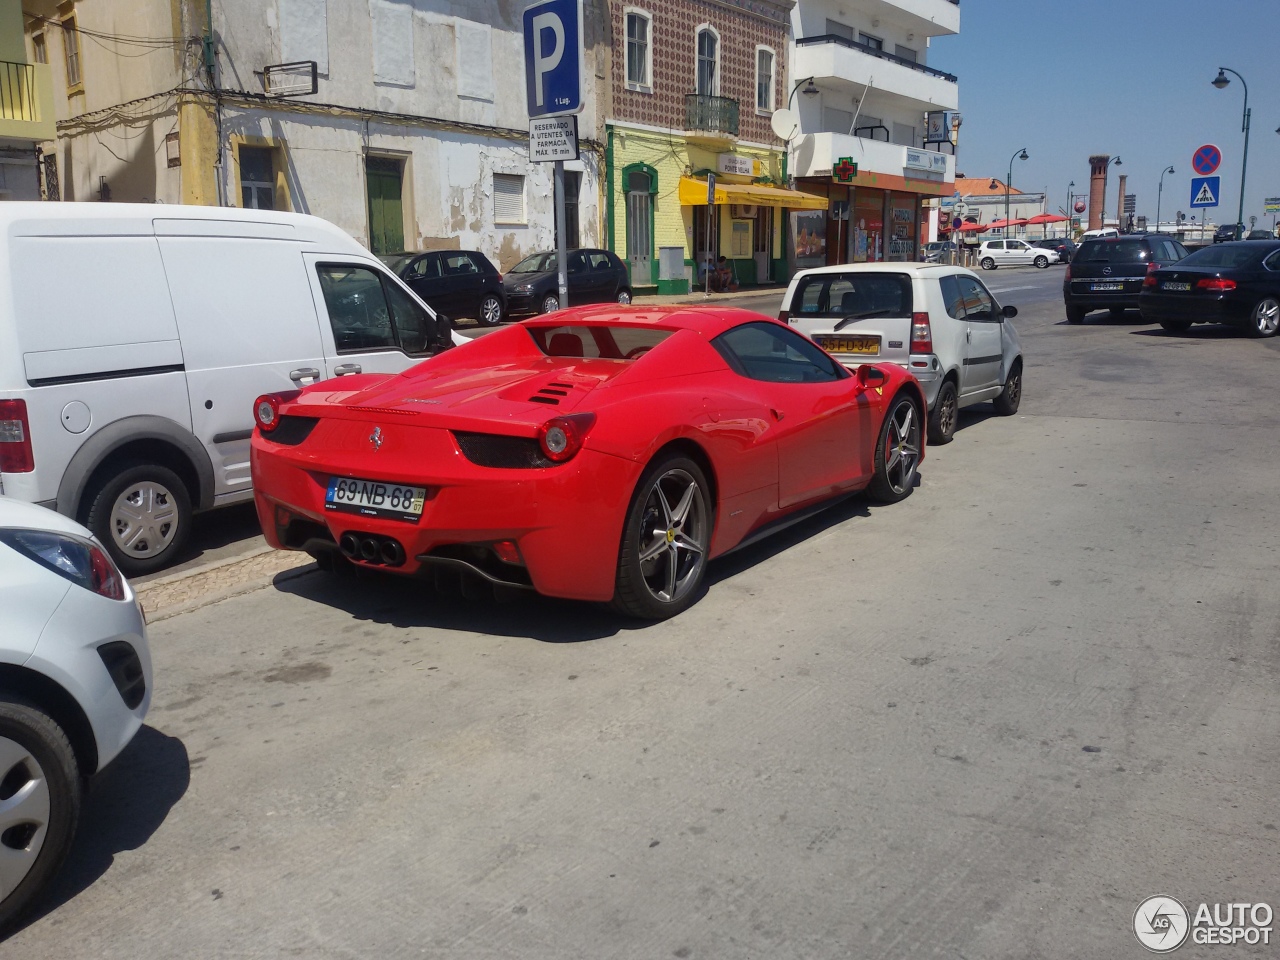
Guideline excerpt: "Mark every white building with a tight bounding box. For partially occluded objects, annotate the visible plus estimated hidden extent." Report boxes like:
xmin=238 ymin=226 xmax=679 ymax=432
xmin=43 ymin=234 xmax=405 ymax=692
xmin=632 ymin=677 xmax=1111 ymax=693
xmin=24 ymin=0 xmax=607 ymax=267
xmin=785 ymin=0 xmax=959 ymax=265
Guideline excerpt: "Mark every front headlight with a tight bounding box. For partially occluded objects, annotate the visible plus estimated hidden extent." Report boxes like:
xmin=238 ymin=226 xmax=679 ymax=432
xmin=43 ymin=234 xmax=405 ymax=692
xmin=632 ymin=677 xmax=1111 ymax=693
xmin=0 ymin=528 xmax=126 ymax=600
xmin=513 ymin=283 xmax=533 ymax=293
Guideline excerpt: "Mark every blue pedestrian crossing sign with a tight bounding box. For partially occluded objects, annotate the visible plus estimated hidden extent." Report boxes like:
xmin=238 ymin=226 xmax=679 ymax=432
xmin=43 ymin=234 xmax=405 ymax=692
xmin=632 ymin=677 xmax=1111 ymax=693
xmin=1190 ymin=176 xmax=1220 ymax=208
xmin=523 ymin=0 xmax=586 ymax=118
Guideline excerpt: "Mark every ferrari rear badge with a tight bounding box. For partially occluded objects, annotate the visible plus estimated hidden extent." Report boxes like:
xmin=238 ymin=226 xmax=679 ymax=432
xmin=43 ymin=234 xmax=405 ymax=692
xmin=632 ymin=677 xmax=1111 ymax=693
xmin=369 ymin=426 xmax=384 ymax=450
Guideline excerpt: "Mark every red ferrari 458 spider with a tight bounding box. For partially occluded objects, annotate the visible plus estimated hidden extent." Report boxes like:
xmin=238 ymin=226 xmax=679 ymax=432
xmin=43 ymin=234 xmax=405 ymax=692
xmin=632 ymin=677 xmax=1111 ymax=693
xmin=250 ymin=306 xmax=925 ymax=619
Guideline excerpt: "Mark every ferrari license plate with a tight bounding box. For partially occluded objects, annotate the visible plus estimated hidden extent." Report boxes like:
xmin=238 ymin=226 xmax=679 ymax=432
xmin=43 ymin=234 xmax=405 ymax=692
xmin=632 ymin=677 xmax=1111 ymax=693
xmin=1090 ymin=282 xmax=1124 ymax=291
xmin=325 ymin=476 xmax=427 ymax=523
xmin=816 ymin=335 xmax=880 ymax=355
xmin=1162 ymin=281 xmax=1192 ymax=291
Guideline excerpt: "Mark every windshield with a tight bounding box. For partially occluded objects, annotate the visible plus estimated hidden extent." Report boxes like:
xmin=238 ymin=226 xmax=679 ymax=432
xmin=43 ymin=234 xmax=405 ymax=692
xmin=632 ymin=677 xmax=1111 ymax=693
xmin=511 ymin=252 xmax=557 ymax=273
xmin=790 ymin=272 xmax=913 ymax=319
xmin=1179 ymin=245 xmax=1264 ymax=269
xmin=1076 ymin=240 xmax=1150 ymax=263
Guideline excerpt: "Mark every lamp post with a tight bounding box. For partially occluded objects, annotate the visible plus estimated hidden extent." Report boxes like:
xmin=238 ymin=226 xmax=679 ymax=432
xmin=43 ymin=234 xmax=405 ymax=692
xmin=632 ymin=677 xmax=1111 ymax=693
xmin=779 ymin=77 xmax=819 ymax=184
xmin=1212 ymin=68 xmax=1250 ymax=240
xmin=1099 ymin=156 xmax=1121 ymax=227
xmin=1005 ymin=148 xmax=1028 ymax=238
xmin=1156 ymin=165 xmax=1174 ymax=234
xmin=1067 ymin=180 xmax=1075 ymax=235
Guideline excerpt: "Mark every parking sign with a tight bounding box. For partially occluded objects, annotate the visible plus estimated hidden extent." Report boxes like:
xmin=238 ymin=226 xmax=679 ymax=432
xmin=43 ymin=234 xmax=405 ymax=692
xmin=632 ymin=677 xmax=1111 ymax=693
xmin=523 ymin=0 xmax=585 ymax=118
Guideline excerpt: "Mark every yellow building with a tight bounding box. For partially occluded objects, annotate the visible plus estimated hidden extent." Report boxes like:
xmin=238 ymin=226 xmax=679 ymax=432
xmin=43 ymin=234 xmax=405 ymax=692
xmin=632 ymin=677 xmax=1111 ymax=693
xmin=0 ymin=0 xmax=55 ymax=199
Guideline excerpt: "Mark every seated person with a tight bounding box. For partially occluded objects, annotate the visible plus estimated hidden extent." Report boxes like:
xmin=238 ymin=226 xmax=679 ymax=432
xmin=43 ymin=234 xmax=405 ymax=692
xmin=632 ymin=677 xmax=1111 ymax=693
xmin=714 ymin=256 xmax=738 ymax=293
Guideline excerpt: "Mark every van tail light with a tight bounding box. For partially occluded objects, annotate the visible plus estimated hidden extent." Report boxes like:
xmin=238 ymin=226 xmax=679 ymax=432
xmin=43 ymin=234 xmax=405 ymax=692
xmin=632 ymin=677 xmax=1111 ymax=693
xmin=1064 ymin=264 xmax=1072 ymax=281
xmin=253 ymin=391 xmax=301 ymax=433
xmin=910 ymin=313 xmax=933 ymax=355
xmin=0 ymin=399 xmax=34 ymax=473
xmin=537 ymin=413 xmax=596 ymax=463
xmin=1196 ymin=277 xmax=1237 ymax=292
xmin=778 ymin=310 xmax=790 ymax=324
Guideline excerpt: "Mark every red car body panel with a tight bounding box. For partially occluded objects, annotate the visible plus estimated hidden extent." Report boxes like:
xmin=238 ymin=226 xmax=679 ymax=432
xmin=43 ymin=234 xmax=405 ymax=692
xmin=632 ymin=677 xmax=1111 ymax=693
xmin=251 ymin=305 xmax=924 ymax=603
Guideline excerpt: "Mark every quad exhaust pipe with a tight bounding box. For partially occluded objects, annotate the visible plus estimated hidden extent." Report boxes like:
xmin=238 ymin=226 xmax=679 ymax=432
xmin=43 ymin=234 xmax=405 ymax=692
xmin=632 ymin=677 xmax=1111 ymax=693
xmin=338 ymin=531 xmax=406 ymax=567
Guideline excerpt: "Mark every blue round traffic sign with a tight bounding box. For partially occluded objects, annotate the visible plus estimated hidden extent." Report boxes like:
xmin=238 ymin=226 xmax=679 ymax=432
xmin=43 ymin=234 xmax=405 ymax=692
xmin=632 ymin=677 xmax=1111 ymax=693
xmin=1192 ymin=144 xmax=1221 ymax=176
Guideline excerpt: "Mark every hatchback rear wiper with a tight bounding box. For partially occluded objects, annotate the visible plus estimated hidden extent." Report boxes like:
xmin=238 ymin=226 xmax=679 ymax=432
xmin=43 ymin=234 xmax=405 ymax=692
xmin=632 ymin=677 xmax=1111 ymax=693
xmin=834 ymin=310 xmax=892 ymax=331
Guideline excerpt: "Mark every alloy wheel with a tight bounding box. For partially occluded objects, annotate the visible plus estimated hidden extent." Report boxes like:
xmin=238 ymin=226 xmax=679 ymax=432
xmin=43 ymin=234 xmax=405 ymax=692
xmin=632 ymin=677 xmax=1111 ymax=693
xmin=937 ymin=391 xmax=956 ymax=437
xmin=636 ymin=468 xmax=708 ymax=605
xmin=883 ymin=400 xmax=922 ymax=496
xmin=110 ymin=480 xmax=179 ymax=560
xmin=541 ymin=294 xmax=560 ymax=314
xmin=480 ymin=295 xmax=503 ymax=325
xmin=1005 ymin=366 xmax=1022 ymax=408
xmin=617 ymin=290 xmax=632 ymax=305
xmin=0 ymin=736 xmax=50 ymax=900
xmin=1254 ymin=298 xmax=1279 ymax=337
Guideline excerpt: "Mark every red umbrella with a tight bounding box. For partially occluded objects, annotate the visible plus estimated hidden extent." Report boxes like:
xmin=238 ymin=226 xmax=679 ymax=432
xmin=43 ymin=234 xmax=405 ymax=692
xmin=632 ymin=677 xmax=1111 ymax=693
xmin=988 ymin=218 xmax=1029 ymax=229
xmin=1026 ymin=213 xmax=1069 ymax=225
xmin=953 ymin=221 xmax=989 ymax=232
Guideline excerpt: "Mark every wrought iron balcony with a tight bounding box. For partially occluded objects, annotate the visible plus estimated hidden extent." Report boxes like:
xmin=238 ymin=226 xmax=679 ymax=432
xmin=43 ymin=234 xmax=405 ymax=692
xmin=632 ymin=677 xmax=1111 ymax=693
xmin=0 ymin=60 xmax=55 ymax=141
xmin=684 ymin=94 xmax=739 ymax=140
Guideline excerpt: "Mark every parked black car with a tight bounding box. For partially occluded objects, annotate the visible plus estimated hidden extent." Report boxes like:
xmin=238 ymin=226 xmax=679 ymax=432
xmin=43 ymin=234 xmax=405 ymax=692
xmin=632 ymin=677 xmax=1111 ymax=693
xmin=503 ymin=249 xmax=632 ymax=316
xmin=382 ymin=250 xmax=507 ymax=326
xmin=1213 ymin=223 xmax=1243 ymax=243
xmin=1246 ymin=229 xmax=1274 ymax=241
xmin=1033 ymin=236 xmax=1077 ymax=263
xmin=1063 ymin=235 xmax=1189 ymax=323
xmin=1139 ymin=240 xmax=1280 ymax=337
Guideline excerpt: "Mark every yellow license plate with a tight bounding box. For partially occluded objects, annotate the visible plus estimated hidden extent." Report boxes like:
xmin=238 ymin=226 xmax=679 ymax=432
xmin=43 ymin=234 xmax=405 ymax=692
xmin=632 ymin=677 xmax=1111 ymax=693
xmin=816 ymin=335 xmax=880 ymax=355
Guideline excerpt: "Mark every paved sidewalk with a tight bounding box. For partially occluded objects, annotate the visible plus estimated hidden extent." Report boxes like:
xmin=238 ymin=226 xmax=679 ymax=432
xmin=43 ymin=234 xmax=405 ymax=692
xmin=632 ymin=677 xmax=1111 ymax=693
xmin=629 ymin=284 xmax=785 ymax=308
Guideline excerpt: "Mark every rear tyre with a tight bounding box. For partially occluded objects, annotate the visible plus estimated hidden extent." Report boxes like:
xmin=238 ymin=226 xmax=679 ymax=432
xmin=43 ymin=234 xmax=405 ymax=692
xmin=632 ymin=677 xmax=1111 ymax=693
xmin=1109 ymin=306 xmax=1127 ymax=319
xmin=867 ymin=394 xmax=922 ymax=504
xmin=1247 ymin=297 xmax=1280 ymax=338
xmin=1034 ymin=256 xmax=1049 ymax=269
xmin=1066 ymin=305 xmax=1087 ymax=324
xmin=540 ymin=294 xmax=560 ymax=315
xmin=478 ymin=294 xmax=504 ymax=327
xmin=926 ymin=380 xmax=958 ymax=446
xmin=980 ymin=258 xmax=996 ymax=270
xmin=1159 ymin=318 xmax=1191 ymax=333
xmin=0 ymin=701 xmax=81 ymax=936
xmin=86 ymin=462 xmax=192 ymax=577
xmin=992 ymin=359 xmax=1023 ymax=416
xmin=612 ymin=455 xmax=711 ymax=621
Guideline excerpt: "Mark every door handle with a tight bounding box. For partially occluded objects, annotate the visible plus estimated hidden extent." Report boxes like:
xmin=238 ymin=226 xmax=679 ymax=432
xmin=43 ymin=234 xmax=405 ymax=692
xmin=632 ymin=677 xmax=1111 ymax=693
xmin=289 ymin=367 xmax=320 ymax=384
xmin=966 ymin=329 xmax=972 ymax=343
xmin=334 ymin=363 xmax=362 ymax=376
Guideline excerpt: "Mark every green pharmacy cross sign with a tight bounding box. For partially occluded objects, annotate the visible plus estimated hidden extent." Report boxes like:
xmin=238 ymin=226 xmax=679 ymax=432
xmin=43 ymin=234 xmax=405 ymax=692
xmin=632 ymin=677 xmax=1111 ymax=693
xmin=833 ymin=157 xmax=858 ymax=183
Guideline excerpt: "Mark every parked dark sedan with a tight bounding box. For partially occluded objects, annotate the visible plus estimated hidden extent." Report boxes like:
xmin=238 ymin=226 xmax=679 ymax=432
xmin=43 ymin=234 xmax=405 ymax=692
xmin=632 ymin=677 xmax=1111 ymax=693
xmin=503 ymin=248 xmax=632 ymax=316
xmin=383 ymin=250 xmax=507 ymax=326
xmin=1139 ymin=240 xmax=1280 ymax=337
xmin=1033 ymin=236 xmax=1076 ymax=263
xmin=1063 ymin=235 xmax=1188 ymax=323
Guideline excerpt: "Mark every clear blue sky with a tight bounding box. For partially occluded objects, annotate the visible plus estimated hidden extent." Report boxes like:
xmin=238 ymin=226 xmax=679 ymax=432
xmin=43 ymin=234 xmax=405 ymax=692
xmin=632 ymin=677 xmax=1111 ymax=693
xmin=928 ymin=0 xmax=1280 ymax=228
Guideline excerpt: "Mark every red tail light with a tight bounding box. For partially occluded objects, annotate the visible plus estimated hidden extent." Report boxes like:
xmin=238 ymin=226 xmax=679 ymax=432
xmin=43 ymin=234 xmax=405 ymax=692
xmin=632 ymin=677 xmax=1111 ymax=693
xmin=1064 ymin=264 xmax=1072 ymax=281
xmin=778 ymin=310 xmax=790 ymax=324
xmin=253 ymin=391 xmax=301 ymax=433
xmin=537 ymin=413 xmax=596 ymax=463
xmin=0 ymin=399 xmax=34 ymax=473
xmin=1196 ymin=277 xmax=1237 ymax=292
xmin=910 ymin=312 xmax=932 ymax=354
xmin=1143 ymin=263 xmax=1160 ymax=288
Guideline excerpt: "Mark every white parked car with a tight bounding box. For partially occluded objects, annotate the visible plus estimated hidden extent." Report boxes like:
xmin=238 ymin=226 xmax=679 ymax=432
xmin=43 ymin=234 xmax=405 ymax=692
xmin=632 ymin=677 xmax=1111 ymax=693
xmin=976 ymin=239 xmax=1057 ymax=270
xmin=0 ymin=203 xmax=465 ymax=577
xmin=780 ymin=263 xmax=1024 ymax=444
xmin=0 ymin=496 xmax=151 ymax=932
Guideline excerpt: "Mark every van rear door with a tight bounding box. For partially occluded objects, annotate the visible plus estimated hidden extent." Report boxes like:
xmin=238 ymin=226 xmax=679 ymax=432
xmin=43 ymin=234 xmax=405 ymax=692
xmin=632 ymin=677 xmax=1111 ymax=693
xmin=784 ymin=271 xmax=914 ymax=370
xmin=157 ymin=223 xmax=326 ymax=501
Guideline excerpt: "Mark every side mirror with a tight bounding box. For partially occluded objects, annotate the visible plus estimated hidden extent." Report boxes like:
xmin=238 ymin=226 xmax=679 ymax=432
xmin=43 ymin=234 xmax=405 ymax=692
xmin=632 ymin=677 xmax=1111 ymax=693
xmin=1002 ymin=304 xmax=1018 ymax=319
xmin=857 ymin=364 xmax=887 ymax=389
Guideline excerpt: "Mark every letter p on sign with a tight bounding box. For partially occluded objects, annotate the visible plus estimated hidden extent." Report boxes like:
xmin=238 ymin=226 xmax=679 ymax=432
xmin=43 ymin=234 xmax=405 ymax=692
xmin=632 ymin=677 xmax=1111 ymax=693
xmin=524 ymin=0 xmax=585 ymax=118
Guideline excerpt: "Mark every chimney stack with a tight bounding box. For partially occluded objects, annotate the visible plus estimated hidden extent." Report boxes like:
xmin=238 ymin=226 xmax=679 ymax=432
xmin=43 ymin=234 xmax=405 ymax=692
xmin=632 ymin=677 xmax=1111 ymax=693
xmin=1117 ymin=174 xmax=1127 ymax=231
xmin=1088 ymin=155 xmax=1110 ymax=231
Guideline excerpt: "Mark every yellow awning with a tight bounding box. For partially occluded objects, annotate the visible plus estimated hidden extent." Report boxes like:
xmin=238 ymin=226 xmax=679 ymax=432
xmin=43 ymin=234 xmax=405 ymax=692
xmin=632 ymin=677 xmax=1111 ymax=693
xmin=678 ymin=176 xmax=828 ymax=210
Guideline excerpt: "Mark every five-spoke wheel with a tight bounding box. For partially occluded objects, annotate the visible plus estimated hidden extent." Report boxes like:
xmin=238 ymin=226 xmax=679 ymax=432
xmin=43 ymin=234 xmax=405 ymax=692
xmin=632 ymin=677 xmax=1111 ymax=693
xmin=868 ymin=395 xmax=922 ymax=503
xmin=1249 ymin=297 xmax=1279 ymax=338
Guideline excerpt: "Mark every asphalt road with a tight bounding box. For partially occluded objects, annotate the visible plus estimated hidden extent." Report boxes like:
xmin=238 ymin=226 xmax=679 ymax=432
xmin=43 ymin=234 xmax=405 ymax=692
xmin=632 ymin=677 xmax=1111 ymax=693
xmin=11 ymin=263 xmax=1279 ymax=958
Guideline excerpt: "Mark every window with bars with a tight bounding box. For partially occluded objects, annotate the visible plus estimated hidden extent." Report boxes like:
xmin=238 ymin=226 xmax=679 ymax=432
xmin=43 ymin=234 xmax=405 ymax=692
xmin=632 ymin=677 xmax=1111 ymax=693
xmin=493 ymin=173 xmax=525 ymax=224
xmin=755 ymin=48 xmax=774 ymax=112
xmin=61 ymin=18 xmax=81 ymax=88
xmin=625 ymin=10 xmax=651 ymax=89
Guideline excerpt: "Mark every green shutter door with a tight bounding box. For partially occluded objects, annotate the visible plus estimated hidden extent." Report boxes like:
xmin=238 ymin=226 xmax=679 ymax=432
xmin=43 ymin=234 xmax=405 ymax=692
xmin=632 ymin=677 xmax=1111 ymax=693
xmin=366 ymin=158 xmax=404 ymax=255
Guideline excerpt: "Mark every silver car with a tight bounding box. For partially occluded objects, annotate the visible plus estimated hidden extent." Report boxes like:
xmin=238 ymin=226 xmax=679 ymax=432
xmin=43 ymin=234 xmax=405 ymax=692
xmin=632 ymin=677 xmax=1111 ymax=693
xmin=779 ymin=263 xmax=1024 ymax=445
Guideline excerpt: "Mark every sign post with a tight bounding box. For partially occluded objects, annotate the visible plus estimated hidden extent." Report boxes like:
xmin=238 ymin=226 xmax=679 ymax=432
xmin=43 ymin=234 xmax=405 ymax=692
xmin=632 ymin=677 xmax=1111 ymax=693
xmin=523 ymin=0 xmax=585 ymax=312
xmin=705 ymin=174 xmax=715 ymax=297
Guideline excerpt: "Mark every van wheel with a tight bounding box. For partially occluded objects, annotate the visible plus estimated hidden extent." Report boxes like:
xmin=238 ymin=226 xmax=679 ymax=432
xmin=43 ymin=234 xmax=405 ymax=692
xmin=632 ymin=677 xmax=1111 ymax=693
xmin=0 ymin=701 xmax=81 ymax=936
xmin=86 ymin=462 xmax=192 ymax=576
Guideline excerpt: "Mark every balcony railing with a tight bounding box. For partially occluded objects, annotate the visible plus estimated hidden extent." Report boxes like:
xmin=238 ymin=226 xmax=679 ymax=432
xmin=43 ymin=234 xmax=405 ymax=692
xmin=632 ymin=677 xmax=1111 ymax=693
xmin=685 ymin=94 xmax=739 ymax=138
xmin=0 ymin=60 xmax=41 ymax=123
xmin=796 ymin=35 xmax=958 ymax=83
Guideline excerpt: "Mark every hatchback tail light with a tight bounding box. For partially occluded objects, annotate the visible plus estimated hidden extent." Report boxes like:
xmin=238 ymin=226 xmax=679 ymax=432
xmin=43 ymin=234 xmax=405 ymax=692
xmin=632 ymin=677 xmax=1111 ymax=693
xmin=536 ymin=413 xmax=596 ymax=463
xmin=253 ymin=391 xmax=301 ymax=433
xmin=778 ymin=310 xmax=790 ymax=324
xmin=0 ymin=399 xmax=34 ymax=473
xmin=910 ymin=313 xmax=932 ymax=354
xmin=1196 ymin=277 xmax=1237 ymax=292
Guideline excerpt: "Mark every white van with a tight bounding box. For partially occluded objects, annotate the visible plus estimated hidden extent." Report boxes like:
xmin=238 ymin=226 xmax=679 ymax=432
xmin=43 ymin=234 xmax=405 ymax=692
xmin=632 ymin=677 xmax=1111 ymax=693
xmin=0 ymin=203 xmax=461 ymax=575
xmin=1080 ymin=228 xmax=1119 ymax=241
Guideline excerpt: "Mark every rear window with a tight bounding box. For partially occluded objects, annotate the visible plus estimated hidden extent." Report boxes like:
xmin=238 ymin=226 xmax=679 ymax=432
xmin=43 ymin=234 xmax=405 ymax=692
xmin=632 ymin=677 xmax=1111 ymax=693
xmin=1179 ymin=245 xmax=1265 ymax=269
xmin=1076 ymin=240 xmax=1151 ymax=263
xmin=790 ymin=272 xmax=913 ymax=319
xmin=527 ymin=325 xmax=672 ymax=359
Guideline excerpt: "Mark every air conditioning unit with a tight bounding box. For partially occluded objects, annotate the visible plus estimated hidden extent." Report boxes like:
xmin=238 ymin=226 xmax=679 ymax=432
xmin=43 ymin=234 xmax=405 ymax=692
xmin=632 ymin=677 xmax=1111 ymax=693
xmin=729 ymin=204 xmax=757 ymax=219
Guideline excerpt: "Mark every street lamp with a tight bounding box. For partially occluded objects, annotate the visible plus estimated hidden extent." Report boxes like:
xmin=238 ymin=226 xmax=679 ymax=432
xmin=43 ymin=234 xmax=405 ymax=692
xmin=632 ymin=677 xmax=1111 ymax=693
xmin=1156 ymin=166 xmax=1175 ymax=234
xmin=779 ymin=77 xmax=819 ymax=183
xmin=1099 ymin=156 xmax=1121 ymax=227
xmin=1005 ymin=148 xmax=1028 ymax=238
xmin=1067 ymin=180 xmax=1075 ymax=234
xmin=1212 ymin=68 xmax=1250 ymax=241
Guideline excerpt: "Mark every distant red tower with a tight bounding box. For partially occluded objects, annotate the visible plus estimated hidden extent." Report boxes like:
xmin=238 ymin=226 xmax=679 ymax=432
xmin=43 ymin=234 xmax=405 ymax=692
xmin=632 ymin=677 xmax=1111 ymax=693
xmin=1088 ymin=155 xmax=1110 ymax=231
